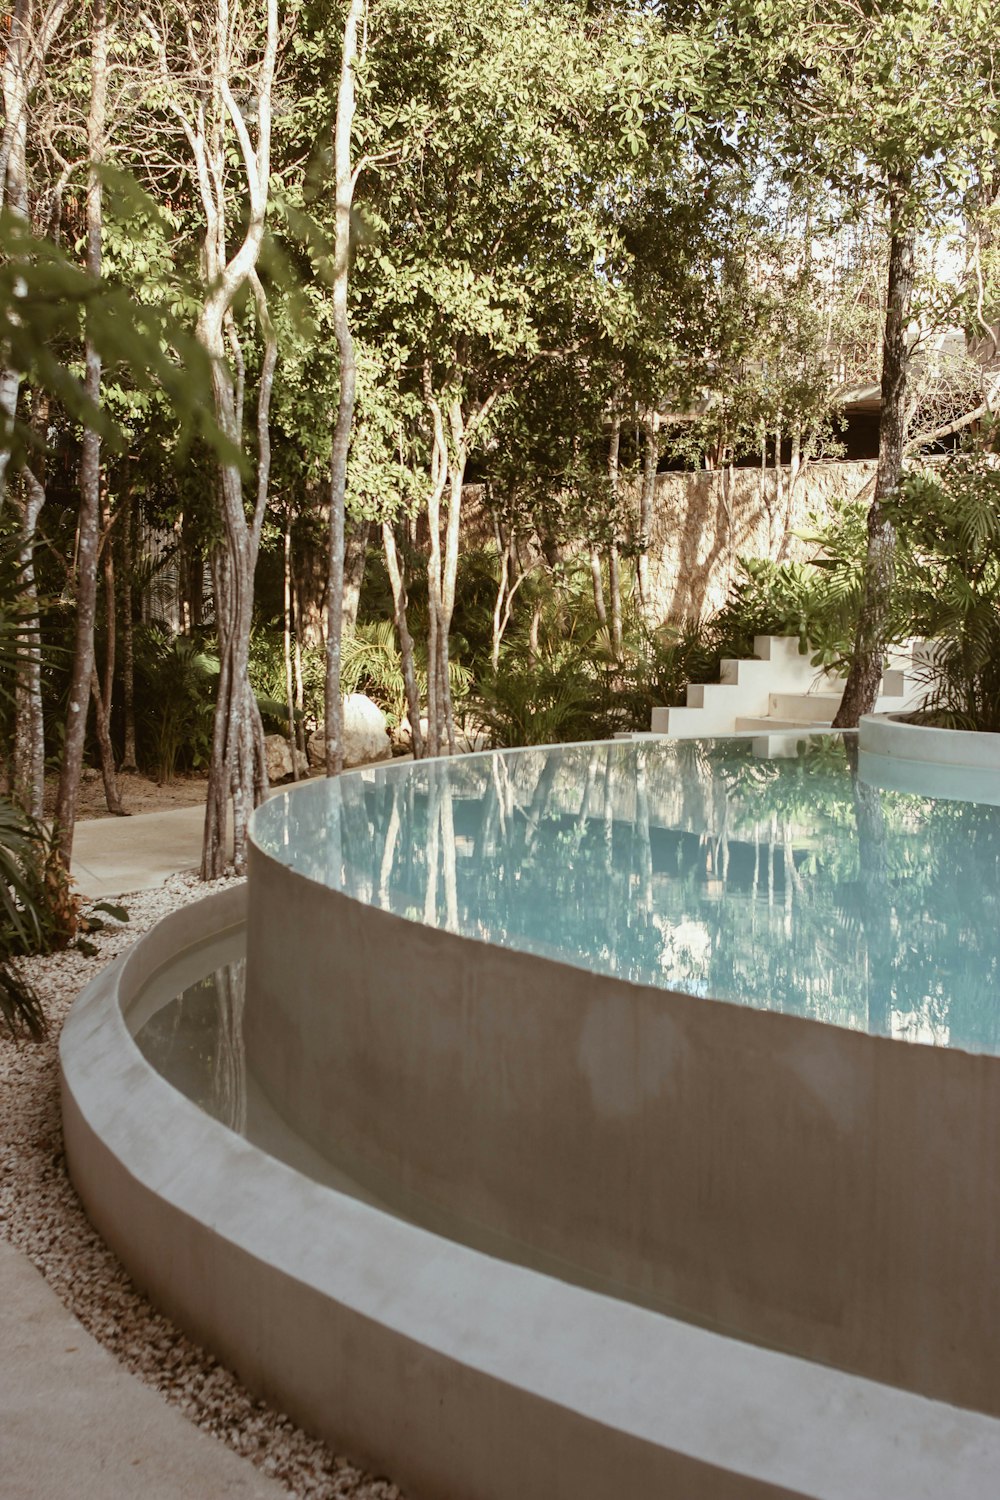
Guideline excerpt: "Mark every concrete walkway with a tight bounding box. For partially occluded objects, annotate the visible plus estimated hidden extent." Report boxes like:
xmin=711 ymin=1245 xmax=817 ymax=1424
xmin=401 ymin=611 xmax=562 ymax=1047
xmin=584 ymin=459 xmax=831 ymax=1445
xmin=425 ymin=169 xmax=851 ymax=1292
xmin=71 ymin=801 xmax=210 ymax=898
xmin=5 ymin=801 xmax=290 ymax=1500
xmin=0 ymin=1241 xmax=287 ymax=1500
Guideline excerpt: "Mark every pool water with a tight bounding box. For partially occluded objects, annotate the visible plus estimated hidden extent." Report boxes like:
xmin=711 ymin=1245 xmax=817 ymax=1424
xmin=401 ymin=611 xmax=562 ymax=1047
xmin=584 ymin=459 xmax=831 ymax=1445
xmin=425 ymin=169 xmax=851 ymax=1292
xmin=129 ymin=730 xmax=1000 ymax=1311
xmin=243 ymin=733 xmax=1000 ymax=1055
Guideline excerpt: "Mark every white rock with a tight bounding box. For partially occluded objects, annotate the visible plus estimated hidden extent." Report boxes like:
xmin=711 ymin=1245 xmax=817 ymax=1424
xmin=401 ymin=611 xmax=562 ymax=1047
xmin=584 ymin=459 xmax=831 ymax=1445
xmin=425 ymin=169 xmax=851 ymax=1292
xmin=263 ymin=734 xmax=308 ymax=784
xmin=306 ymin=694 xmax=392 ymax=770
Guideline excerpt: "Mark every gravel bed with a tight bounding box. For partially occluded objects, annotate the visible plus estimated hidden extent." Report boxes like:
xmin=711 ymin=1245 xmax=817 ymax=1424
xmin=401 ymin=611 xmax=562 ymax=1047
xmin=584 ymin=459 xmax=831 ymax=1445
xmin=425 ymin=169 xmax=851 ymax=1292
xmin=0 ymin=873 xmax=406 ymax=1500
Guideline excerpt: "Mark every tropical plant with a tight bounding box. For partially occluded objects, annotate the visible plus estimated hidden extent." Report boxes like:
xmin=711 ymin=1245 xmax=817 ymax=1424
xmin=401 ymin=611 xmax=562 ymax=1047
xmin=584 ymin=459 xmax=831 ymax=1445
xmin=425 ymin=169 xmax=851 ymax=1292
xmin=133 ymin=628 xmax=219 ymax=782
xmin=0 ymin=799 xmax=47 ymax=1039
xmin=891 ymin=442 xmax=1000 ymax=732
xmin=476 ymin=648 xmax=605 ymax=747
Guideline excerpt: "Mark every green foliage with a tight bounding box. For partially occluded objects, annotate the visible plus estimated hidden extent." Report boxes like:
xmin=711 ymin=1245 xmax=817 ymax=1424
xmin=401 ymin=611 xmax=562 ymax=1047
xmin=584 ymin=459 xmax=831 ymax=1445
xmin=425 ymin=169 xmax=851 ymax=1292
xmin=0 ymin=208 xmax=233 ymax=482
xmin=0 ymin=533 xmax=42 ymax=716
xmin=891 ymin=441 xmax=1000 ymax=732
xmin=133 ymin=629 xmax=219 ymax=782
xmin=0 ymin=800 xmax=58 ymax=1040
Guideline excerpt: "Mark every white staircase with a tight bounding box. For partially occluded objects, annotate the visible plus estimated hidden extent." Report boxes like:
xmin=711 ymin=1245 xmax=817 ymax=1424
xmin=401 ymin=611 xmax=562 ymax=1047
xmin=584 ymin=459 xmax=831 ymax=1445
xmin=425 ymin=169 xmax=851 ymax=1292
xmin=647 ymin=635 xmax=927 ymax=739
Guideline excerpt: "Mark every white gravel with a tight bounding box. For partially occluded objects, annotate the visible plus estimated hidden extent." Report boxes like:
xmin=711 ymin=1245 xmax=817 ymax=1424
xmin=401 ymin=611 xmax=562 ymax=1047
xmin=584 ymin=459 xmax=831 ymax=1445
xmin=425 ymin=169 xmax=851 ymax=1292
xmin=0 ymin=872 xmax=406 ymax=1500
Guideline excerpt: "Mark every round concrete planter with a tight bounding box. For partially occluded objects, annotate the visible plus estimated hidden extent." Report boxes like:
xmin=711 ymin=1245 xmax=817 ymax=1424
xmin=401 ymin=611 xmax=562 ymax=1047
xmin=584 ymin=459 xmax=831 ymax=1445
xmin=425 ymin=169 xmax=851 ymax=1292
xmin=60 ymin=831 xmax=1000 ymax=1499
xmin=858 ymin=714 xmax=1000 ymax=804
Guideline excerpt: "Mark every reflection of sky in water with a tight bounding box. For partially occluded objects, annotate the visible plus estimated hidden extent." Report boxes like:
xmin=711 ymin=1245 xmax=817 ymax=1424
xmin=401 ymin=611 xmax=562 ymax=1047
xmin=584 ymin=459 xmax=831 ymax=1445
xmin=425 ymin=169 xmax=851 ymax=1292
xmin=249 ymin=735 xmax=1000 ymax=1053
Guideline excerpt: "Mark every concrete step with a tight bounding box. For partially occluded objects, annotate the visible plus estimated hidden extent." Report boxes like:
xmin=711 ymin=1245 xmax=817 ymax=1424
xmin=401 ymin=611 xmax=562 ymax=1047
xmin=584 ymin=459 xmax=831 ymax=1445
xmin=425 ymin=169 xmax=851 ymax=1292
xmin=651 ymin=705 xmax=745 ymax=737
xmin=753 ymin=634 xmax=811 ymax=664
xmin=719 ymin=657 xmax=776 ymax=688
xmin=767 ymin=692 xmax=844 ymax=722
xmin=734 ymin=716 xmax=827 ymax=732
xmin=686 ymin=682 xmax=743 ymax=711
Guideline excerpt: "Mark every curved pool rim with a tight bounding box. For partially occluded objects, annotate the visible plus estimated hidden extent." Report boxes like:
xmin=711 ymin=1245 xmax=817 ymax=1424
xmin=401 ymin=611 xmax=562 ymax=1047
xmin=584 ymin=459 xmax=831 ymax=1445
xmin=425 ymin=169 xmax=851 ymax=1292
xmin=245 ymin=743 xmax=1000 ymax=1420
xmin=59 ymin=880 xmax=1000 ymax=1500
xmin=858 ymin=712 xmax=1000 ymax=804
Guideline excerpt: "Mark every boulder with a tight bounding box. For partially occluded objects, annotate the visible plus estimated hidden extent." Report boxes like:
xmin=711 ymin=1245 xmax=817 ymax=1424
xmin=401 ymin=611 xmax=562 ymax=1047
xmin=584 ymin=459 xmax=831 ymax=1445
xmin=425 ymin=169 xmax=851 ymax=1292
xmin=263 ymin=734 xmax=309 ymax=784
xmin=306 ymin=694 xmax=393 ymax=770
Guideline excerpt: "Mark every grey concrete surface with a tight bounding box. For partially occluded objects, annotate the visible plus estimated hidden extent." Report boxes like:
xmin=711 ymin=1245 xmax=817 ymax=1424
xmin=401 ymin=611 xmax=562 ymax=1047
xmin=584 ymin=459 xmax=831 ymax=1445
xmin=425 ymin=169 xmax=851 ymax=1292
xmin=0 ymin=1239 xmax=288 ymax=1500
xmin=62 ymin=882 xmax=1000 ymax=1500
xmin=71 ymin=802 xmax=210 ymax=897
xmin=246 ymin=802 xmax=1000 ymax=1420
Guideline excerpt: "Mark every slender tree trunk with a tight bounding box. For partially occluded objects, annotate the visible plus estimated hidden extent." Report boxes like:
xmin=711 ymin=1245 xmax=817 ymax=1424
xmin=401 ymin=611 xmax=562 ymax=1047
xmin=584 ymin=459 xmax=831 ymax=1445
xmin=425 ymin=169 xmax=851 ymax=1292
xmin=423 ymin=378 xmax=449 ymax=757
xmin=342 ymin=516 xmax=370 ymax=636
xmin=283 ymin=505 xmax=298 ymax=779
xmin=607 ymin=415 xmax=623 ymax=657
xmin=292 ymin=574 xmax=306 ymax=758
xmin=834 ymin=204 xmax=917 ymax=729
xmin=382 ymin=520 xmax=424 ymax=758
xmin=590 ymin=547 xmax=607 ymax=627
xmin=94 ymin=488 xmax=124 ymax=813
xmin=90 ymin=665 xmax=124 ymax=814
xmin=120 ymin=484 xmax=138 ymax=771
xmin=773 ymin=423 xmax=784 ymax=553
xmin=491 ymin=522 xmax=511 ymax=673
xmin=324 ymin=0 xmax=366 ymax=777
xmin=439 ymin=400 xmax=470 ymax=754
xmin=191 ymin=0 xmax=278 ymax=877
xmin=637 ymin=409 xmax=657 ymax=619
xmin=54 ymin=0 xmax=108 ymax=869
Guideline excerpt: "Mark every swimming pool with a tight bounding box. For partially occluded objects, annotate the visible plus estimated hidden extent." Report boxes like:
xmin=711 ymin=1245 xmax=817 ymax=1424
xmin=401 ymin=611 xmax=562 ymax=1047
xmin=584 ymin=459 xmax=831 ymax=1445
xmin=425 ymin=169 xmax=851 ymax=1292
xmin=61 ymin=732 xmax=1000 ymax=1496
xmin=249 ymin=733 xmax=1000 ymax=1052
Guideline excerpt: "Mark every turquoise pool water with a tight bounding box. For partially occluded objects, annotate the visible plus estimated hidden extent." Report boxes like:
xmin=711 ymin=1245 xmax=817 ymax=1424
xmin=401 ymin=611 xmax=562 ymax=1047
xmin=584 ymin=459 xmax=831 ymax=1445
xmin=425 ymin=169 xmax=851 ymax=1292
xmin=247 ymin=733 xmax=1000 ymax=1054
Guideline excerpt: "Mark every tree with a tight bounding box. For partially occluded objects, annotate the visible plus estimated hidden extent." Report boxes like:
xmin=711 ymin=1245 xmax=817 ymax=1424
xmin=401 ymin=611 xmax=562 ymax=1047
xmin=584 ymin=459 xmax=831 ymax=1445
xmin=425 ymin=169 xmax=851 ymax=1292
xmin=723 ymin=0 xmax=1000 ymax=725
xmin=324 ymin=0 xmax=367 ymax=778
xmin=141 ymin=0 xmax=281 ymax=876
xmin=346 ymin=0 xmax=716 ymax=751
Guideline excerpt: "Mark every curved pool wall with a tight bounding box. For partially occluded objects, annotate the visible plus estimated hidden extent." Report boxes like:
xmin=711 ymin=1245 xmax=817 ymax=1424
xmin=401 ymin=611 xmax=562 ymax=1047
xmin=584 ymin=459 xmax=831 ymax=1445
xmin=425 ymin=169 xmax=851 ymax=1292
xmin=859 ymin=712 xmax=1000 ymax=804
xmin=60 ymin=886 xmax=1000 ymax=1500
xmin=245 ymin=744 xmax=1000 ymax=1418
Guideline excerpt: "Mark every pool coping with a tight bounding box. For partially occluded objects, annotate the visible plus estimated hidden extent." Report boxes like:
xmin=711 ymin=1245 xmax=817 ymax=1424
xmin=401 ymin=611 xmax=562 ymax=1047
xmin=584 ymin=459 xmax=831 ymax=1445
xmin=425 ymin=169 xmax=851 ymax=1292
xmin=858 ymin=714 xmax=1000 ymax=803
xmin=60 ymin=881 xmax=1000 ymax=1500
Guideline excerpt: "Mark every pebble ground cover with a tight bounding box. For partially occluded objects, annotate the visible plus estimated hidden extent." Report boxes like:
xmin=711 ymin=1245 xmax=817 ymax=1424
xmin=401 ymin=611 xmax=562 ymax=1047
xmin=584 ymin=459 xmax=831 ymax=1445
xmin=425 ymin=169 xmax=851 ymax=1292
xmin=0 ymin=873 xmax=405 ymax=1500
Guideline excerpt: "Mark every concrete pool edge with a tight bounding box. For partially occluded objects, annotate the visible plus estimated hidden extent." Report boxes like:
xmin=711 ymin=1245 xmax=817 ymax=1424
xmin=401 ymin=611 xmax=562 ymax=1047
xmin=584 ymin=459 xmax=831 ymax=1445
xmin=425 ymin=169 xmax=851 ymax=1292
xmin=60 ymin=885 xmax=1000 ymax=1500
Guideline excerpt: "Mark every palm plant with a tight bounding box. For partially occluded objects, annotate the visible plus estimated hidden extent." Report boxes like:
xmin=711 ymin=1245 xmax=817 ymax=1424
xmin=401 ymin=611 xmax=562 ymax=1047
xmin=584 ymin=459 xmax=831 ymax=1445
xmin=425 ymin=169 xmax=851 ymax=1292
xmin=891 ymin=443 xmax=1000 ymax=732
xmin=0 ymin=795 xmax=48 ymax=1040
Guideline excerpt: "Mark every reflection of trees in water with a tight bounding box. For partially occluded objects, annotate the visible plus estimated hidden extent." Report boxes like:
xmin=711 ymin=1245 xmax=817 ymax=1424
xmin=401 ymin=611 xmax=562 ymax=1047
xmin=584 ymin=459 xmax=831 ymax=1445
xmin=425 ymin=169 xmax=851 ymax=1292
xmin=296 ymin=740 xmax=1000 ymax=1051
xmin=134 ymin=957 xmax=247 ymax=1133
xmin=213 ymin=957 xmax=247 ymax=1134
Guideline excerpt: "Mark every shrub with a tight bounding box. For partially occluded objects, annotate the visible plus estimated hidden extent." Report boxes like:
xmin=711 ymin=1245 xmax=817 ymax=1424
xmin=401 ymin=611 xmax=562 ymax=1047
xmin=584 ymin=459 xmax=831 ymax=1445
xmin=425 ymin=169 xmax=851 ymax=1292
xmin=133 ymin=627 xmax=218 ymax=780
xmin=890 ymin=441 xmax=1000 ymax=732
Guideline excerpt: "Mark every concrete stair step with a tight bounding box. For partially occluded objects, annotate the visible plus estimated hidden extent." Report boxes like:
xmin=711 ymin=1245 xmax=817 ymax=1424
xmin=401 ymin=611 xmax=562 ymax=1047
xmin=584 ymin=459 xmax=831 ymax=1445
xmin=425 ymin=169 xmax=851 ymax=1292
xmin=734 ymin=716 xmax=827 ymax=732
xmin=651 ymin=705 xmax=742 ymax=737
xmin=686 ymin=682 xmax=742 ymax=711
xmin=767 ymin=692 xmax=844 ymax=722
xmin=719 ymin=657 xmax=776 ymax=688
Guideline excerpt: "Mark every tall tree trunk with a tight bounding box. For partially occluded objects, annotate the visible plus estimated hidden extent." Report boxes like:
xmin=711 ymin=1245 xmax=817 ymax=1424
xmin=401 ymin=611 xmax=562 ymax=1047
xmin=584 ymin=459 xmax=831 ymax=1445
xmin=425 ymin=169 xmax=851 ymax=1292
xmin=283 ymin=505 xmax=298 ymax=779
xmin=607 ymin=415 xmax=623 ymax=657
xmin=834 ymin=203 xmax=917 ymax=729
xmin=292 ymin=573 xmax=307 ymax=758
xmin=589 ymin=547 xmax=607 ymax=627
xmin=637 ymin=409 xmax=657 ymax=620
xmin=90 ymin=665 xmax=124 ymax=814
xmin=772 ymin=423 xmax=784 ymax=553
xmin=54 ymin=0 xmax=108 ymax=869
xmin=93 ymin=488 xmax=124 ymax=813
xmin=324 ymin=0 xmax=366 ymax=778
xmin=188 ymin=0 xmax=278 ymax=877
xmin=382 ymin=520 xmax=424 ymax=758
xmin=342 ymin=515 xmax=370 ymax=636
xmin=120 ymin=484 xmax=138 ymax=771
xmin=422 ymin=375 xmax=449 ymax=757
